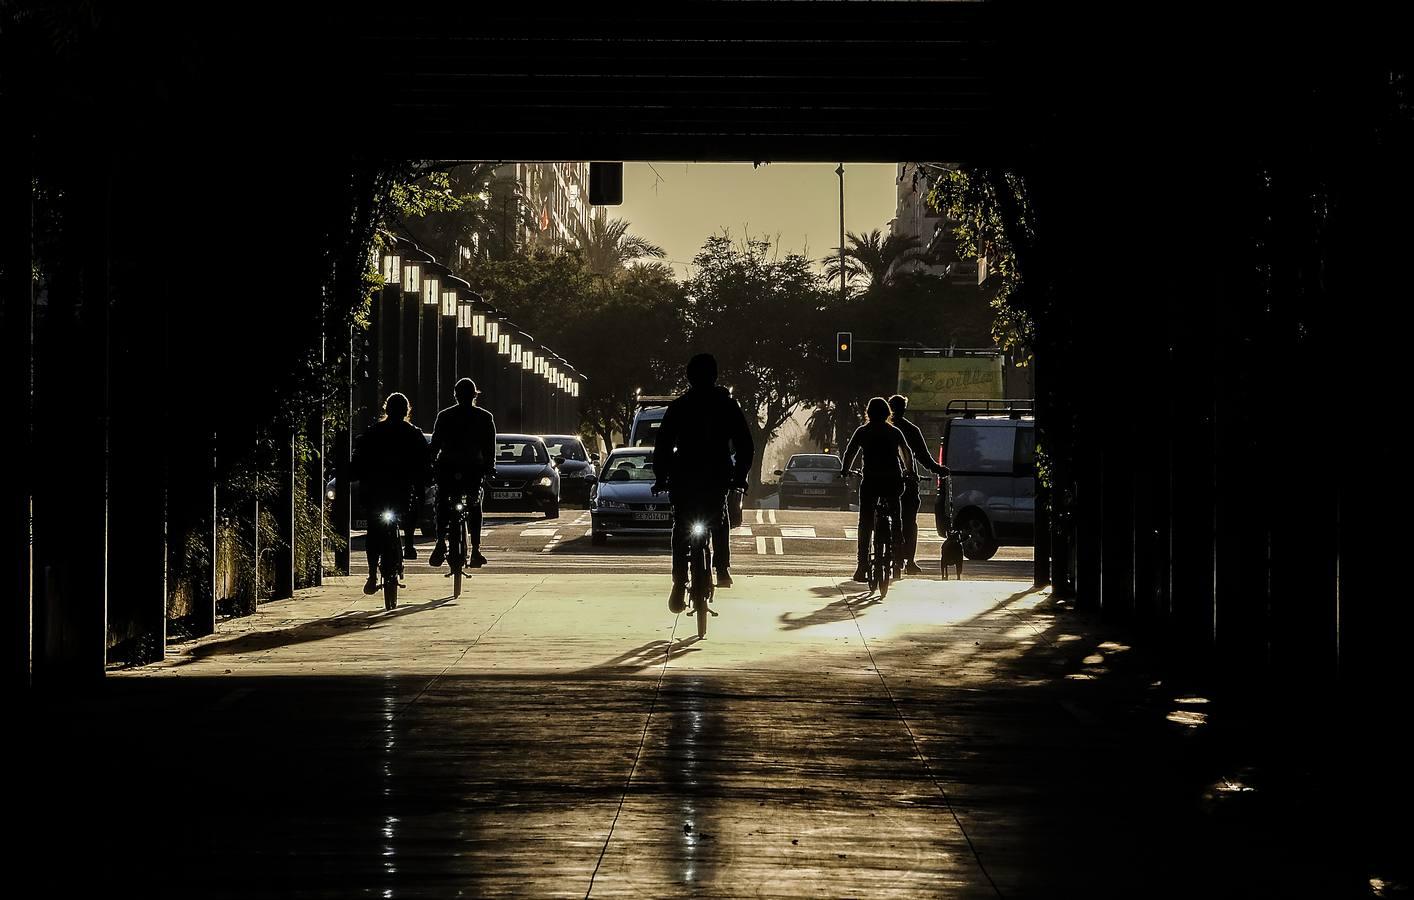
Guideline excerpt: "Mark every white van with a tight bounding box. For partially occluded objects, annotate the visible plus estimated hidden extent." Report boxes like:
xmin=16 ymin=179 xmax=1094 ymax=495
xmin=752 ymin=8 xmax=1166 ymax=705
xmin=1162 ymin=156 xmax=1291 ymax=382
xmin=941 ymin=400 xmax=1035 ymax=560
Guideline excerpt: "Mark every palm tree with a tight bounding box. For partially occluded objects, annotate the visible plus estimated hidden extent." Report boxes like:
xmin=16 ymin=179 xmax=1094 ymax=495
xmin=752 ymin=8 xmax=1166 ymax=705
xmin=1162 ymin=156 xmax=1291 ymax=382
xmin=571 ymin=215 xmax=667 ymax=278
xmin=822 ymin=229 xmax=931 ymax=291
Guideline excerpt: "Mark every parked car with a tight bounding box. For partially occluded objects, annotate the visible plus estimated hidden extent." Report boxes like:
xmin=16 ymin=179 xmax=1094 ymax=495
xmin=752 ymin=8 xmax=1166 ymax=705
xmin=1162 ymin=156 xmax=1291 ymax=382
xmin=540 ymin=434 xmax=598 ymax=505
xmin=484 ymin=434 xmax=560 ymax=518
xmin=589 ymin=447 xmax=670 ymax=544
xmin=941 ymin=400 xmax=1035 ymax=560
xmin=775 ymin=453 xmax=851 ymax=510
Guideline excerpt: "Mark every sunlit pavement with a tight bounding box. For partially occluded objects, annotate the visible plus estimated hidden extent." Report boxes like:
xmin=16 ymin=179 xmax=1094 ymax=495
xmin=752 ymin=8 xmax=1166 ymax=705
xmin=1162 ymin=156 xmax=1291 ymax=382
xmin=19 ymin=573 xmax=1400 ymax=898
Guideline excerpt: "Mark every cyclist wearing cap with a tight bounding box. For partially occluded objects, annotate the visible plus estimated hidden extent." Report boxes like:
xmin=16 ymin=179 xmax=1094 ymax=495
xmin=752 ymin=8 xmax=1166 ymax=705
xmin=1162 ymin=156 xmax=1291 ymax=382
xmin=428 ymin=378 xmax=497 ymax=570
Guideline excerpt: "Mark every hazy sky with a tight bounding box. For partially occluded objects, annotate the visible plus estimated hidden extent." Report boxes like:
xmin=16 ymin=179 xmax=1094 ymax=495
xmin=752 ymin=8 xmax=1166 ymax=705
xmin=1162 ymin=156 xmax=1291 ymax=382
xmin=615 ymin=162 xmax=899 ymax=280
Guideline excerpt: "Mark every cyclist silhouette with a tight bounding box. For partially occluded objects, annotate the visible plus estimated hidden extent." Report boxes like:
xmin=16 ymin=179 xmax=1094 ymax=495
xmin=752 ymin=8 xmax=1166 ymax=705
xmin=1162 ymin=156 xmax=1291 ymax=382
xmin=428 ymin=378 xmax=497 ymax=570
xmin=841 ymin=396 xmax=912 ymax=584
xmin=652 ymin=353 xmax=754 ymax=613
xmin=888 ymin=393 xmax=950 ymax=575
xmin=350 ymin=392 xmax=429 ymax=594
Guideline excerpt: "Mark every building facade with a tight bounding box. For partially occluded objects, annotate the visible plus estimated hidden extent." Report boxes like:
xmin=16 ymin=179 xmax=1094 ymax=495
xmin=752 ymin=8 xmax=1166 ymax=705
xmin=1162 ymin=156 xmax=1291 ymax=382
xmin=495 ymin=162 xmax=604 ymax=251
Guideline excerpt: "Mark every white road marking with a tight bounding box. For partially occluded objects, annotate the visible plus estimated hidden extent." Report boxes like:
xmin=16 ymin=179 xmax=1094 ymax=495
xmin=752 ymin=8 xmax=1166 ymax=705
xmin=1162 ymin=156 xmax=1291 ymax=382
xmin=521 ymin=527 xmax=558 ymax=537
xmin=755 ymin=508 xmax=764 ymax=525
xmin=756 ymin=536 xmax=767 ymax=555
xmin=779 ymin=525 xmax=815 ymax=538
xmin=773 ymin=536 xmax=784 ymax=555
xmin=731 ymin=525 xmax=753 ymax=536
xmin=768 ymin=509 xmax=778 ymax=524
xmin=845 ymin=527 xmax=858 ymax=539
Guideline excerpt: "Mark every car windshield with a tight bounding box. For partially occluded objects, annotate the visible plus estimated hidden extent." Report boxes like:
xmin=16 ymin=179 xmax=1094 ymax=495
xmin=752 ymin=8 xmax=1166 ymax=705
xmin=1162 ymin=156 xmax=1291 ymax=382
xmin=495 ymin=439 xmax=548 ymax=465
xmin=632 ymin=418 xmax=661 ymax=446
xmin=603 ymin=452 xmax=655 ymax=482
xmin=788 ymin=455 xmax=842 ymax=470
xmin=542 ymin=438 xmax=587 ymax=462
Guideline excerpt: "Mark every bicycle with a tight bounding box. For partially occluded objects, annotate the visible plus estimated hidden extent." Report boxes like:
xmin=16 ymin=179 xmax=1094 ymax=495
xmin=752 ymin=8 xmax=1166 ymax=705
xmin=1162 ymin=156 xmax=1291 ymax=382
xmin=870 ymin=493 xmax=895 ymax=598
xmin=686 ymin=513 xmax=718 ymax=638
xmin=442 ymin=485 xmax=481 ymax=599
xmin=852 ymin=469 xmax=895 ymax=598
xmin=372 ymin=507 xmax=405 ymax=610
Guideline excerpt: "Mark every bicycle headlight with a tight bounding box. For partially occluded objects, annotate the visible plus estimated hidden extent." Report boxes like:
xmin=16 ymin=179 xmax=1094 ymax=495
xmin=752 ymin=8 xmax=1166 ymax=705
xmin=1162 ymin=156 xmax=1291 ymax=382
xmin=326 ymin=488 xmax=336 ymax=501
xmin=381 ymin=510 xmax=396 ymax=523
xmin=691 ymin=522 xmax=706 ymax=537
xmin=455 ymin=503 xmax=464 ymax=511
xmin=537 ymin=475 xmax=553 ymax=487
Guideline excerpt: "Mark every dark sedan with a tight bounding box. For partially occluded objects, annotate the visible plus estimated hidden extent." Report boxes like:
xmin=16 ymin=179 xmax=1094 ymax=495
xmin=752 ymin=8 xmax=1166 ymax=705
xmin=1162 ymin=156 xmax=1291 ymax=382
xmin=540 ymin=434 xmax=598 ymax=506
xmin=484 ymin=434 xmax=561 ymax=518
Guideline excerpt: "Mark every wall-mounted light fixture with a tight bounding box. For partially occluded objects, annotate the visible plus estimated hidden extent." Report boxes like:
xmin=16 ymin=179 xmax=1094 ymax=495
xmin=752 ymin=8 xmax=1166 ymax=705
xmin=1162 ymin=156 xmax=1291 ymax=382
xmin=382 ymin=253 xmax=402 ymax=286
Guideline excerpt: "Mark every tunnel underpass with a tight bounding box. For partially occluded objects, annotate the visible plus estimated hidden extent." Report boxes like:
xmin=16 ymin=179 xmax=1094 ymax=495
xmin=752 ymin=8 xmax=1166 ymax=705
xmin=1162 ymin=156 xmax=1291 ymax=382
xmin=3 ymin=2 xmax=1410 ymax=896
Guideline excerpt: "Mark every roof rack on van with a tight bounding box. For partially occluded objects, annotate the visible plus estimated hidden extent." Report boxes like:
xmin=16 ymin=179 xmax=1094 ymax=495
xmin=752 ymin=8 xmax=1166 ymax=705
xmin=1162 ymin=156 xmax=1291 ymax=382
xmin=946 ymin=399 xmax=1035 ymax=419
xmin=634 ymin=395 xmax=677 ymax=408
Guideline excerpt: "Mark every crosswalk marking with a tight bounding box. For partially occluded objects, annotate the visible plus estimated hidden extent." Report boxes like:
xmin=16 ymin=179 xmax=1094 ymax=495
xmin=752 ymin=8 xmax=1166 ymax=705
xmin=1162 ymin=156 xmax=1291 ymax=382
xmin=779 ymin=525 xmax=815 ymax=538
xmin=768 ymin=508 xmax=778 ymax=524
xmin=773 ymin=536 xmax=784 ymax=554
xmin=731 ymin=525 xmax=753 ymax=536
xmin=756 ymin=536 xmax=767 ymax=555
xmin=755 ymin=508 xmax=764 ymax=525
xmin=844 ymin=527 xmax=857 ymax=539
xmin=520 ymin=527 xmax=557 ymax=537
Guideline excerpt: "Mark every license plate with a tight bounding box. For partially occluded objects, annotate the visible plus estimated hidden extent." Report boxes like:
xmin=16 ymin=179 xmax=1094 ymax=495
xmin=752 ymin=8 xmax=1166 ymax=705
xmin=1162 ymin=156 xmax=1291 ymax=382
xmin=491 ymin=490 xmax=522 ymax=500
xmin=634 ymin=512 xmax=670 ymax=521
xmin=804 ymin=488 xmax=827 ymax=495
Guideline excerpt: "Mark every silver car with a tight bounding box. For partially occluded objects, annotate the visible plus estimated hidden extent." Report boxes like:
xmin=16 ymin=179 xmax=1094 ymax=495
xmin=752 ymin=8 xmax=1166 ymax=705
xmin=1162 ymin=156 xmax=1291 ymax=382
xmin=589 ymin=448 xmax=672 ymax=544
xmin=775 ymin=453 xmax=851 ymax=510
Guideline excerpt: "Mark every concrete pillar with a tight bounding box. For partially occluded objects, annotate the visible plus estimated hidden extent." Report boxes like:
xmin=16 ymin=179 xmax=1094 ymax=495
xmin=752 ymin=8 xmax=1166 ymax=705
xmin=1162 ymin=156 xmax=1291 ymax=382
xmin=1 ymin=108 xmax=34 ymax=686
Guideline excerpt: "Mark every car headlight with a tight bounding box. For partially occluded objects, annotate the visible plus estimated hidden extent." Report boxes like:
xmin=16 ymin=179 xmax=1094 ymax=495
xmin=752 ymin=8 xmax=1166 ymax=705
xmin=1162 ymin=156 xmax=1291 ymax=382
xmin=537 ymin=475 xmax=553 ymax=487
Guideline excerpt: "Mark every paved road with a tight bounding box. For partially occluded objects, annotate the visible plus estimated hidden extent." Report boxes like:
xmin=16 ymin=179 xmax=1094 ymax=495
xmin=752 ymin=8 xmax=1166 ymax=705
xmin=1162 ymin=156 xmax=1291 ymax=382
xmin=351 ymin=506 xmax=1034 ymax=580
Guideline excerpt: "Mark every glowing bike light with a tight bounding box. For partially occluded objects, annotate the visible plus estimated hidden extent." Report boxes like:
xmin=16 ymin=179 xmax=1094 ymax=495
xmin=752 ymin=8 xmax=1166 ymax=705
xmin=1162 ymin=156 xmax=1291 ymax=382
xmin=381 ymin=510 xmax=396 ymax=523
xmin=455 ymin=503 xmax=464 ymax=511
xmin=691 ymin=522 xmax=706 ymax=537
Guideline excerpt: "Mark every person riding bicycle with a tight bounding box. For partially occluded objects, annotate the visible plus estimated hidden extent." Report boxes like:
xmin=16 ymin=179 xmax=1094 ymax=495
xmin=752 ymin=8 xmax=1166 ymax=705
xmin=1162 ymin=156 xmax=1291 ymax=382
xmin=888 ymin=393 xmax=951 ymax=576
xmin=651 ymin=353 xmax=754 ymax=613
xmin=841 ymin=396 xmax=913 ymax=584
xmin=350 ymin=392 xmax=430 ymax=595
xmin=428 ymin=378 xmax=497 ymax=571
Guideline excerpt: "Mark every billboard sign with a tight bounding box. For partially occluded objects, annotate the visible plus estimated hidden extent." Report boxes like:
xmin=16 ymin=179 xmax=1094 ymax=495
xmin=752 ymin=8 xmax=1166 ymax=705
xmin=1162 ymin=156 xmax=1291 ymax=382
xmin=896 ymin=354 xmax=1003 ymax=412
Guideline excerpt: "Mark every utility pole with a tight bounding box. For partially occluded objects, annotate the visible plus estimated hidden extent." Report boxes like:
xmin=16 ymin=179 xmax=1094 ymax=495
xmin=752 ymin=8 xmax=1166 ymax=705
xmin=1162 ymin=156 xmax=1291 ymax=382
xmin=835 ymin=163 xmax=846 ymax=302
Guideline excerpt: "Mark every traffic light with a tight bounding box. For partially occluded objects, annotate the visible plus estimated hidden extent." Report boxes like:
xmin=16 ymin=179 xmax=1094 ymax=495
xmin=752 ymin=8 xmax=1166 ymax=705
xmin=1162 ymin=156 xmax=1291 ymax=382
xmin=836 ymin=331 xmax=852 ymax=363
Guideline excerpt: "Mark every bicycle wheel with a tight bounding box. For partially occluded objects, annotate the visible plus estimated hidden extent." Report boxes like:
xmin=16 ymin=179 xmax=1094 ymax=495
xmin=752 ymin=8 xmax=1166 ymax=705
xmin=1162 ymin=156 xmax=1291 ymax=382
xmin=451 ymin=518 xmax=467 ymax=598
xmin=876 ymin=517 xmax=892 ymax=599
xmin=381 ymin=523 xmax=399 ymax=610
xmin=690 ymin=540 xmax=710 ymax=638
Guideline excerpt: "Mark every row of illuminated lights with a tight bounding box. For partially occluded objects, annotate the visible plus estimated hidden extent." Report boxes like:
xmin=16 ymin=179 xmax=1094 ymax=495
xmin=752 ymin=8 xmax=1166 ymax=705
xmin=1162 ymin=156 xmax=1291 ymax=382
xmin=382 ymin=252 xmax=580 ymax=398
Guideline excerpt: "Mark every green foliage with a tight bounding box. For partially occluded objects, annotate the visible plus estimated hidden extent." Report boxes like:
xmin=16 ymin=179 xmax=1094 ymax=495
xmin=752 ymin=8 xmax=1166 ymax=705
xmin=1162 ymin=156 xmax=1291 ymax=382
xmin=822 ymin=228 xmax=931 ymax=292
xmin=680 ymin=234 xmax=832 ymax=493
xmin=926 ymin=167 xmax=1038 ymax=362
